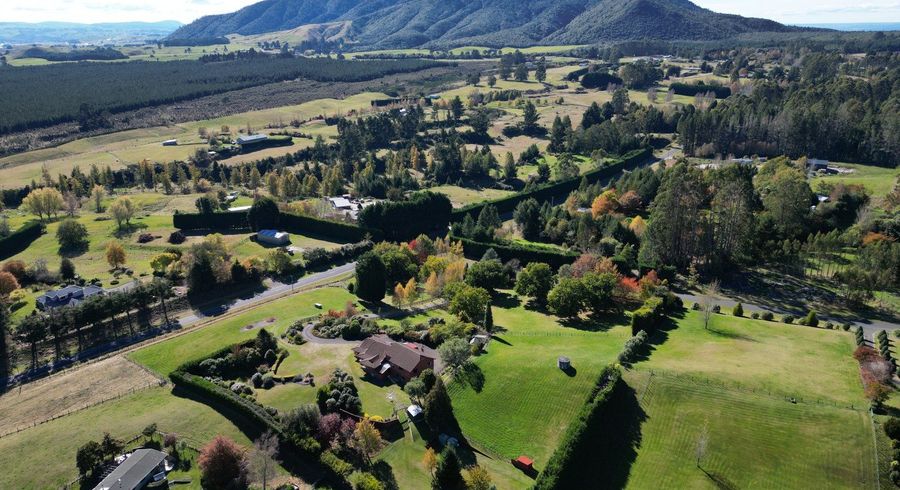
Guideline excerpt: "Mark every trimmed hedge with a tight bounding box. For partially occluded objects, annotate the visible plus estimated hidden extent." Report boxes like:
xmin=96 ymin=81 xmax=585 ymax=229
xmin=173 ymin=210 xmax=249 ymax=231
xmin=0 ymin=221 xmax=44 ymax=260
xmin=669 ymin=82 xmax=731 ymax=98
xmin=169 ymin=370 xmax=283 ymax=435
xmin=533 ymin=365 xmax=623 ymax=489
xmin=358 ymin=191 xmax=452 ymax=241
xmin=450 ymin=234 xmax=578 ymax=268
xmin=173 ymin=209 xmax=379 ymax=242
xmin=281 ymin=212 xmax=380 ymax=242
xmin=452 ymin=148 xmax=650 ymax=222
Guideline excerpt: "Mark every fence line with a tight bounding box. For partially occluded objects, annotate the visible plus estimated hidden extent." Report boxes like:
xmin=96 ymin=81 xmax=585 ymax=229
xmin=0 ymin=379 xmax=166 ymax=439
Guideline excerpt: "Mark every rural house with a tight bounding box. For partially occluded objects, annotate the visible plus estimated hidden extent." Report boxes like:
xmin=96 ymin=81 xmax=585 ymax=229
xmin=353 ymin=335 xmax=438 ymax=381
xmin=36 ymin=285 xmax=104 ymax=310
xmin=92 ymin=448 xmax=168 ymax=490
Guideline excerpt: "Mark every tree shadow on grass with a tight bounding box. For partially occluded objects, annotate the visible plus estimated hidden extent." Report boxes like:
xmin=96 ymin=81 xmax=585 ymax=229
xmin=700 ymin=467 xmax=739 ymax=490
xmin=112 ymin=221 xmax=148 ymax=239
xmin=454 ymin=362 xmax=485 ymax=392
xmin=371 ymin=460 xmax=399 ymax=490
xmin=492 ymin=291 xmax=521 ymax=309
xmin=58 ymin=241 xmax=89 ymax=257
xmin=559 ymin=310 xmax=630 ymax=332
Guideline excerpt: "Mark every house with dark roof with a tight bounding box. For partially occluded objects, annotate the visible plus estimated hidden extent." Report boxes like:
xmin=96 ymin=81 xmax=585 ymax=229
xmin=353 ymin=335 xmax=438 ymax=382
xmin=36 ymin=285 xmax=104 ymax=310
xmin=92 ymin=448 xmax=168 ymax=490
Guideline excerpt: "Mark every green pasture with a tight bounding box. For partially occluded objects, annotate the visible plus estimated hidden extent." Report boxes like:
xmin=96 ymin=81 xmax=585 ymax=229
xmin=811 ymin=162 xmax=900 ymax=200
xmin=447 ymin=293 xmax=632 ymax=463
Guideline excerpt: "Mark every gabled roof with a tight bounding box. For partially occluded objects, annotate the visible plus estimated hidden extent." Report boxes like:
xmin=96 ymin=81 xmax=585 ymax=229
xmin=93 ymin=448 xmax=167 ymax=490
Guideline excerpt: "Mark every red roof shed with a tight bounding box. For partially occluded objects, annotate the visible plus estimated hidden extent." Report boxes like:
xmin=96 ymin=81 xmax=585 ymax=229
xmin=513 ymin=455 xmax=534 ymax=470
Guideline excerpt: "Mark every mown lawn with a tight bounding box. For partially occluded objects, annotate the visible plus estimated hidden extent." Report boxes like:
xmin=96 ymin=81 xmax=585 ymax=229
xmin=635 ymin=310 xmax=865 ymax=406
xmin=446 ymin=293 xmax=632 ymax=463
xmin=811 ymin=162 xmax=899 ymax=199
xmin=610 ymin=310 xmax=876 ymax=489
xmin=621 ymin=371 xmax=876 ymax=489
xmin=129 ymin=286 xmax=358 ymax=376
xmin=429 ymin=184 xmax=514 ymax=208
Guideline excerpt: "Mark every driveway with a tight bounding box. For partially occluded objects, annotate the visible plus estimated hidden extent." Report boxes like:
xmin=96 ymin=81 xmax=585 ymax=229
xmin=676 ymin=292 xmax=900 ymax=341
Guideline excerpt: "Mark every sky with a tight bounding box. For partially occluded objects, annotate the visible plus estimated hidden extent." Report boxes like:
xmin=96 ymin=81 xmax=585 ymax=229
xmin=3 ymin=0 xmax=900 ymax=25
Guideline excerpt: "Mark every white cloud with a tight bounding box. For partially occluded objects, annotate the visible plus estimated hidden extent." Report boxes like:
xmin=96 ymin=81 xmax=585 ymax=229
xmin=4 ymin=0 xmax=899 ymax=25
xmin=692 ymin=0 xmax=900 ymax=23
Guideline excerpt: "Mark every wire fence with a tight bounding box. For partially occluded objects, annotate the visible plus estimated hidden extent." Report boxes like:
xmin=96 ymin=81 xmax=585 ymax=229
xmin=0 ymin=379 xmax=167 ymax=440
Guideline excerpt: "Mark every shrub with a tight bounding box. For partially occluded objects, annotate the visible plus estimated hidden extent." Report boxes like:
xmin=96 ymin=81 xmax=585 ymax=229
xmin=803 ymin=311 xmax=819 ymax=327
xmin=168 ymin=231 xmax=186 ymax=244
xmin=886 ymin=418 xmax=900 ymax=441
xmin=261 ymin=372 xmax=275 ymax=389
xmin=750 ymin=312 xmax=760 ymax=319
xmin=691 ymin=302 xmax=700 ymax=311
xmin=760 ymin=311 xmax=774 ymax=321
xmin=843 ymin=322 xmax=853 ymax=331
xmin=732 ymin=303 xmax=743 ymax=317
xmin=824 ymin=322 xmax=834 ymax=329
xmin=250 ymin=372 xmax=262 ymax=388
xmin=783 ymin=315 xmax=795 ymax=324
xmin=711 ymin=305 xmax=721 ymax=314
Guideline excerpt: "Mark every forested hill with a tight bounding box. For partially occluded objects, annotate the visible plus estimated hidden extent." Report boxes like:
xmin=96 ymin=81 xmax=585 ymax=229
xmin=169 ymin=0 xmax=807 ymax=49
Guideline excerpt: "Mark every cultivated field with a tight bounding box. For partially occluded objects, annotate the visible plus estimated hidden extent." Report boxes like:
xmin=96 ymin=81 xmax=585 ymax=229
xmin=0 ymin=356 xmax=160 ymax=437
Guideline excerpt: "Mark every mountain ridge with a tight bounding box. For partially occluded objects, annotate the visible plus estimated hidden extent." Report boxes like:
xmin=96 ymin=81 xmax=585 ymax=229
xmin=168 ymin=0 xmax=808 ymax=49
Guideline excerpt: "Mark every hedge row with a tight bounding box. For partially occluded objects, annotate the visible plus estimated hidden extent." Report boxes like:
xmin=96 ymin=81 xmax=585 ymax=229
xmin=303 ymin=240 xmax=373 ymax=270
xmin=450 ymin=234 xmax=578 ymax=268
xmin=172 ymin=210 xmax=249 ymax=231
xmin=669 ymin=82 xmax=731 ymax=98
xmin=281 ymin=212 xmax=381 ymax=242
xmin=533 ymin=365 xmax=623 ymax=489
xmin=169 ymin=370 xmax=283 ymax=435
xmin=0 ymin=221 xmax=44 ymax=260
xmin=452 ymin=148 xmax=651 ymax=222
xmin=173 ymin=209 xmax=379 ymax=242
xmin=358 ymin=191 xmax=452 ymax=241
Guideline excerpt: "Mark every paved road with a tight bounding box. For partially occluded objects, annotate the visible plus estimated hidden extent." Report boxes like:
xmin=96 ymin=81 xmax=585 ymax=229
xmin=176 ymin=262 xmax=356 ymax=327
xmin=676 ymin=292 xmax=900 ymax=341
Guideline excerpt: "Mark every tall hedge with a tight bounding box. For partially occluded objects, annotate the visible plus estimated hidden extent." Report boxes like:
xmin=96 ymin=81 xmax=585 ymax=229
xmin=358 ymin=191 xmax=452 ymax=241
xmin=533 ymin=365 xmax=623 ymax=489
xmin=172 ymin=209 xmax=379 ymax=242
xmin=450 ymin=234 xmax=578 ymax=269
xmin=669 ymin=82 xmax=731 ymax=98
xmin=281 ymin=212 xmax=380 ymax=242
xmin=452 ymin=148 xmax=650 ymax=222
xmin=172 ymin=210 xmax=249 ymax=231
xmin=0 ymin=221 xmax=44 ymax=260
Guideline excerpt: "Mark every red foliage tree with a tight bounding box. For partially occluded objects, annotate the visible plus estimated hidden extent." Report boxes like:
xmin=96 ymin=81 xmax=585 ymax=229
xmin=198 ymin=435 xmax=247 ymax=489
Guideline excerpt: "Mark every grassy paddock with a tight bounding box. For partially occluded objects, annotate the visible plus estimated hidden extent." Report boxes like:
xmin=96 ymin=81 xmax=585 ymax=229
xmin=621 ymin=371 xmax=876 ymax=489
xmin=447 ymin=294 xmax=631 ymax=463
xmin=811 ymin=162 xmax=900 ymax=200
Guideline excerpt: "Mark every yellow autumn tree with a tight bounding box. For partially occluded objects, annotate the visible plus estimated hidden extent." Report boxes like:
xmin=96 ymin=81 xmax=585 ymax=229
xmin=629 ymin=215 xmax=647 ymax=237
xmin=106 ymin=240 xmax=127 ymax=269
xmin=444 ymin=260 xmax=467 ymax=285
xmin=424 ymin=271 xmax=442 ymax=297
xmin=404 ymin=278 xmax=419 ymax=305
xmin=393 ymin=282 xmax=407 ymax=308
xmin=590 ymin=189 xmax=618 ymax=219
